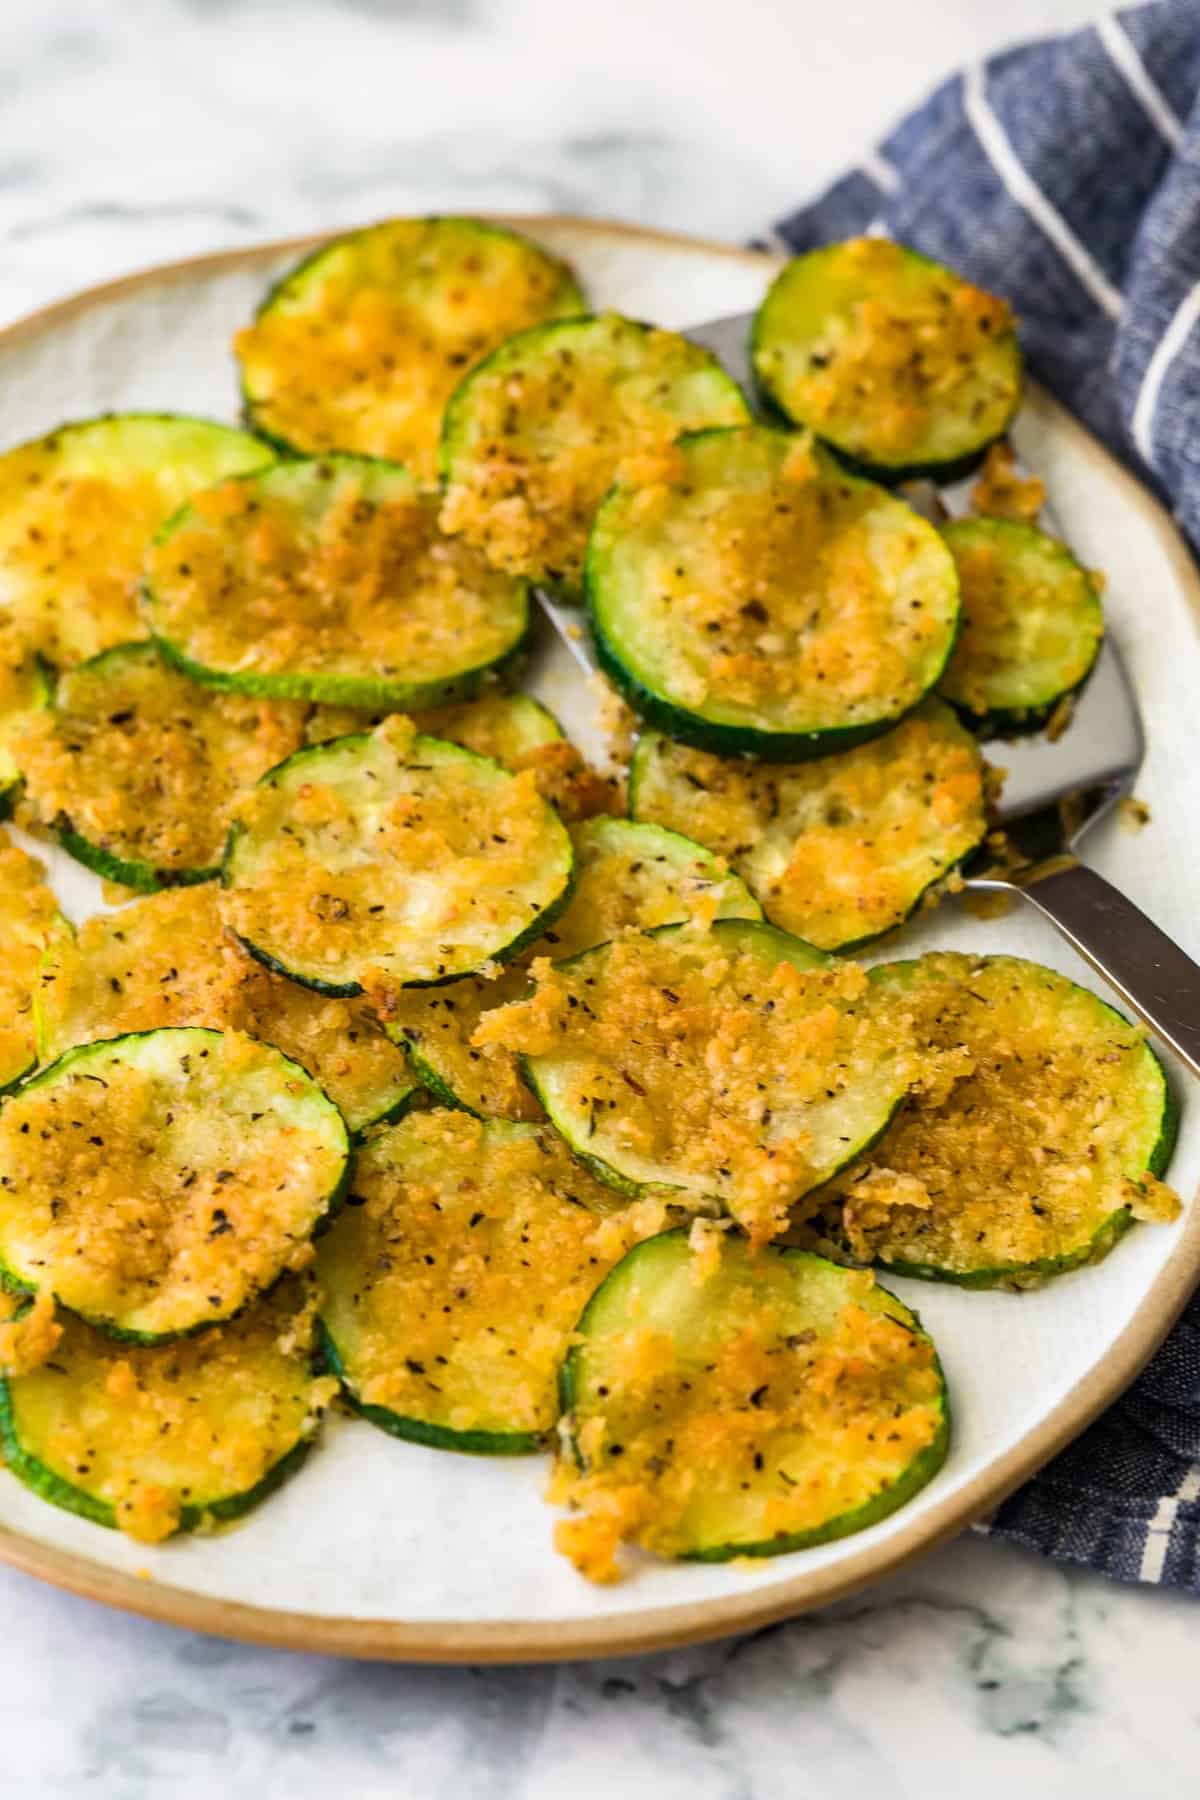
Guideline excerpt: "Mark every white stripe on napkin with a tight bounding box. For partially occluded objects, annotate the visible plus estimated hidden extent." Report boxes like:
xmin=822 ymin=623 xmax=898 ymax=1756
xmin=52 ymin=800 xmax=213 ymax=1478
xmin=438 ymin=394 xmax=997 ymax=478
xmin=1139 ymin=1464 xmax=1200 ymax=1583
xmin=1096 ymin=13 xmax=1184 ymax=149
xmin=962 ymin=62 xmax=1125 ymax=321
xmin=861 ymin=150 xmax=900 ymax=195
xmin=1131 ymin=278 xmax=1200 ymax=466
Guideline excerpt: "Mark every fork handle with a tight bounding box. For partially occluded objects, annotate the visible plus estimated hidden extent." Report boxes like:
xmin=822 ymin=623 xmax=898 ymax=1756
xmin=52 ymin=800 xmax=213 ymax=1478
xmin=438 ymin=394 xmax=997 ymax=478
xmin=1013 ymin=860 xmax=1200 ymax=1079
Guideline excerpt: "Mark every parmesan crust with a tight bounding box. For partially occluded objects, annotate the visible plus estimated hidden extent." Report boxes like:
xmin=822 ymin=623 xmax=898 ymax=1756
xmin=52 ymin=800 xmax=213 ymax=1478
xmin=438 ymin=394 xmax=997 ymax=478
xmin=755 ymin=238 xmax=1020 ymax=467
xmin=938 ymin=519 xmax=1103 ymax=720
xmin=0 ymin=1029 xmax=348 ymax=1338
xmin=37 ymin=885 xmax=411 ymax=1136
xmin=818 ymin=953 xmax=1178 ymax=1283
xmin=971 ymin=443 xmax=1045 ymax=522
xmin=0 ymin=829 xmax=64 ymax=1090
xmin=235 ymin=217 xmax=583 ymax=482
xmin=318 ymin=1111 xmax=671 ymax=1439
xmin=1 ymin=1278 xmax=329 ymax=1541
xmin=21 ymin=646 xmax=306 ymax=884
xmin=554 ymin=1236 xmax=944 ymax=1577
xmin=372 ymin=818 xmax=758 ymax=1120
xmin=631 ymin=699 xmax=987 ymax=950
xmin=0 ymin=417 xmax=268 ymax=666
xmin=222 ymin=717 xmax=573 ymax=990
xmin=483 ymin=925 xmax=916 ymax=1242
xmin=592 ymin=429 xmax=958 ymax=734
xmin=146 ymin=460 xmax=527 ymax=697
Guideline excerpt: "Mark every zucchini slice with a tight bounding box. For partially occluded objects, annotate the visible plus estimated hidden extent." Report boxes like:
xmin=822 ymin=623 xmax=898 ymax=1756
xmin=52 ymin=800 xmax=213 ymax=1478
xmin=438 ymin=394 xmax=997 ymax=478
xmin=439 ymin=313 xmax=750 ymax=592
xmin=587 ymin=427 xmax=960 ymax=760
xmin=374 ymin=815 xmax=760 ymax=1120
xmin=0 ymin=626 xmax=52 ymax=816
xmin=222 ymin=715 xmax=574 ymax=995
xmin=34 ymin=885 xmax=232 ymax=1065
xmin=305 ymin=689 xmax=563 ymax=764
xmin=492 ymin=919 xmax=916 ymax=1241
xmin=21 ymin=642 xmax=307 ymax=892
xmin=751 ymin=238 xmax=1023 ymax=483
xmin=318 ymin=1110 xmax=660 ymax=1453
xmin=35 ymin=885 xmax=415 ymax=1139
xmin=554 ymin=1230 xmax=948 ymax=1574
xmin=145 ymin=455 xmax=530 ymax=709
xmin=938 ymin=517 xmax=1104 ymax=734
xmin=0 ymin=831 xmax=66 ymax=1095
xmin=236 ymin=216 xmax=584 ymax=482
xmin=819 ymin=953 xmax=1178 ymax=1287
xmin=0 ymin=414 xmax=271 ymax=666
xmin=628 ymin=699 xmax=987 ymax=952
xmin=0 ymin=1026 xmax=351 ymax=1342
xmin=0 ymin=1277 xmax=330 ymax=1541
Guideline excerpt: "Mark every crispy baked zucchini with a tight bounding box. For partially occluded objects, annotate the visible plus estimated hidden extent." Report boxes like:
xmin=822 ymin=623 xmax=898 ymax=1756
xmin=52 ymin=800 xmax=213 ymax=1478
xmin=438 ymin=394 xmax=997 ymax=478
xmin=0 ymin=1027 xmax=351 ymax=1341
xmin=236 ymin=216 xmax=584 ymax=482
xmin=21 ymin=642 xmax=306 ymax=892
xmin=222 ymin=714 xmax=573 ymax=995
xmin=587 ymin=427 xmax=960 ymax=759
xmin=553 ymin=1230 xmax=948 ymax=1576
xmin=819 ymin=953 xmax=1178 ymax=1286
xmin=751 ymin=239 xmax=1023 ymax=483
xmin=34 ymin=886 xmax=232 ymax=1065
xmin=0 ymin=832 xmax=66 ymax=1094
xmin=145 ymin=455 xmax=530 ymax=708
xmin=0 ymin=414 xmax=270 ymax=667
xmin=938 ymin=517 xmax=1104 ymax=734
xmin=375 ymin=815 xmax=759 ymax=1120
xmin=628 ymin=699 xmax=987 ymax=951
xmin=305 ymin=689 xmax=563 ymax=765
xmin=439 ymin=312 xmax=750 ymax=592
xmin=0 ymin=1278 xmax=330 ymax=1541
xmin=318 ymin=1109 xmax=660 ymax=1453
xmin=35 ymin=885 xmax=415 ymax=1139
xmin=488 ymin=919 xmax=916 ymax=1242
xmin=0 ymin=627 xmax=52 ymax=816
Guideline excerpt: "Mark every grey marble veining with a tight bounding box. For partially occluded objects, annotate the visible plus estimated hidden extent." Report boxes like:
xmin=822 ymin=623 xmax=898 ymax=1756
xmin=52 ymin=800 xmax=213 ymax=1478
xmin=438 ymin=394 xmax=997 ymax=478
xmin=0 ymin=1 xmax=1194 ymax=1794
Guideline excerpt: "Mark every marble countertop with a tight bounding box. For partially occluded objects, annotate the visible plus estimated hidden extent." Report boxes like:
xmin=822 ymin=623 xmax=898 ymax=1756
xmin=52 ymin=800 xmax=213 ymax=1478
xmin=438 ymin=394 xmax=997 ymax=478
xmin=3 ymin=1 xmax=1197 ymax=1794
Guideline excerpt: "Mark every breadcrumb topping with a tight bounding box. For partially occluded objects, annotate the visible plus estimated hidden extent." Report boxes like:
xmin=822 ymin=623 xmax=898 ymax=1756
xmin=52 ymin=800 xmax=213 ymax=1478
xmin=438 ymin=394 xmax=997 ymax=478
xmin=236 ymin=219 xmax=581 ymax=483
xmin=632 ymin=699 xmax=986 ymax=949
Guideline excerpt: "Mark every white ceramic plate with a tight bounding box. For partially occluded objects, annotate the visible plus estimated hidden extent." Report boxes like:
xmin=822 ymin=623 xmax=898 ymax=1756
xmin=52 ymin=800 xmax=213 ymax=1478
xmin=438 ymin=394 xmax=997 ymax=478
xmin=0 ymin=218 xmax=1196 ymax=1662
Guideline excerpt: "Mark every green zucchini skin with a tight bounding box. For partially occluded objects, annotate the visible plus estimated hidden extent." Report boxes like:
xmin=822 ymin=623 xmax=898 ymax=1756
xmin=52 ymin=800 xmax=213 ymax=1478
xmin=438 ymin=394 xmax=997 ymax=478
xmin=750 ymin=240 xmax=1023 ymax=485
xmin=585 ymin=427 xmax=961 ymax=762
xmin=52 ymin=819 xmax=218 ymax=895
xmin=0 ymin=1386 xmax=313 ymax=1535
xmin=558 ymin=1230 xmax=950 ymax=1562
xmin=591 ymin=624 xmax=908 ymax=763
xmin=145 ymin=453 xmax=533 ymax=710
xmin=0 ymin=1028 xmax=353 ymax=1345
xmin=153 ymin=616 xmax=531 ymax=714
xmin=316 ymin=1320 xmax=541 ymax=1456
xmin=937 ymin=516 xmax=1105 ymax=738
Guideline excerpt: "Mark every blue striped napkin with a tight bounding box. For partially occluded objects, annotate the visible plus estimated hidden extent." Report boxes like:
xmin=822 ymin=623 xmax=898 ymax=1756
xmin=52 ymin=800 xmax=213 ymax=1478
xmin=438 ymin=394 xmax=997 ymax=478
xmin=771 ymin=0 xmax=1200 ymax=1591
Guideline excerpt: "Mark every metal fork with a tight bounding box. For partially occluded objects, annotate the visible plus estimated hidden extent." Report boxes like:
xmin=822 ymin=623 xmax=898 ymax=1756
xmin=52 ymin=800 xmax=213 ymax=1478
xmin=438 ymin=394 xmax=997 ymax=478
xmin=535 ymin=310 xmax=1200 ymax=1079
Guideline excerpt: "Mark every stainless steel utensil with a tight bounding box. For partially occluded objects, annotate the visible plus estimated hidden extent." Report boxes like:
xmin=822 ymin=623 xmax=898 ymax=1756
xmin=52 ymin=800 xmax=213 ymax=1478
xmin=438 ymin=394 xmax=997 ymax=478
xmin=534 ymin=310 xmax=1200 ymax=1078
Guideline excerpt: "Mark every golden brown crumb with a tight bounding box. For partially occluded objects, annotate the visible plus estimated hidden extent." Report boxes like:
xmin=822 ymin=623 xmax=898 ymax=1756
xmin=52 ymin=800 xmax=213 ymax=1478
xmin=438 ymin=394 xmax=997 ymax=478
xmin=971 ymin=443 xmax=1045 ymax=522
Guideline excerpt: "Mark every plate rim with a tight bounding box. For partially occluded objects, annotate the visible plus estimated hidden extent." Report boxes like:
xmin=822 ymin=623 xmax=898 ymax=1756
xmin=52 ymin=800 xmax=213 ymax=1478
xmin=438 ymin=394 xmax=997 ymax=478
xmin=0 ymin=213 xmax=1196 ymax=1663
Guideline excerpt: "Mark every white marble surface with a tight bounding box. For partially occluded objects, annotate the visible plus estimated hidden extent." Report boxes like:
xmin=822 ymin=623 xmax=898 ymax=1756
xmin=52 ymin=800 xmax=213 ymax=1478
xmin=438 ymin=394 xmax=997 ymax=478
xmin=3 ymin=1 xmax=1197 ymax=1795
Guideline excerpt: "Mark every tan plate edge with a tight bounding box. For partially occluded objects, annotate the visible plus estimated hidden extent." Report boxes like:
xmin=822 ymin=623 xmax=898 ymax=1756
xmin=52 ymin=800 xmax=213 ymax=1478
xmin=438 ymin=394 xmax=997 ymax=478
xmin=0 ymin=216 xmax=1196 ymax=1663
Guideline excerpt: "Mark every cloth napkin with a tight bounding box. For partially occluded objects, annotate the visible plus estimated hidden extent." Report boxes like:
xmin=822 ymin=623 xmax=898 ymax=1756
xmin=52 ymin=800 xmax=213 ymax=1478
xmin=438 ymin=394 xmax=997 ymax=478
xmin=771 ymin=0 xmax=1200 ymax=1592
